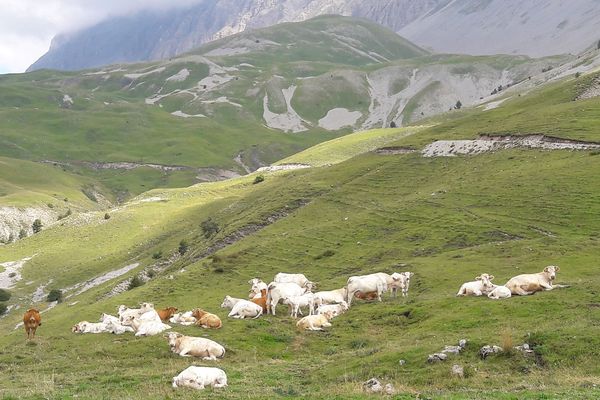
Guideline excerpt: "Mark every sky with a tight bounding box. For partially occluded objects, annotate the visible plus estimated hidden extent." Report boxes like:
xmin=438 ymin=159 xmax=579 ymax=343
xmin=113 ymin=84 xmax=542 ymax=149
xmin=0 ymin=0 xmax=204 ymax=74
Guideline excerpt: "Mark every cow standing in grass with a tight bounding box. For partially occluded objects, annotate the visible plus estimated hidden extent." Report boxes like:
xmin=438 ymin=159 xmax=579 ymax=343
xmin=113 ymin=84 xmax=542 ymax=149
xmin=23 ymin=309 xmax=41 ymax=340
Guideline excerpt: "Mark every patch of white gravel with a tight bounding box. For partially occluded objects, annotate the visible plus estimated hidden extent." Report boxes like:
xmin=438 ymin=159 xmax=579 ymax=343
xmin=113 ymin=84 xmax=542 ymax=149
xmin=197 ymin=73 xmax=234 ymax=91
xmin=422 ymin=135 xmax=600 ymax=157
xmin=482 ymin=98 xmax=510 ymax=111
xmin=201 ymin=96 xmax=242 ymax=107
xmin=124 ymin=67 xmax=166 ymax=80
xmin=205 ymin=47 xmax=250 ymax=57
xmin=171 ymin=110 xmax=206 ymax=118
xmin=318 ymin=108 xmax=362 ymax=130
xmin=0 ymin=256 xmax=35 ymax=289
xmin=65 ymin=263 xmax=140 ymax=298
xmin=256 ymin=163 xmax=311 ymax=173
xmin=262 ymin=85 xmax=309 ymax=133
xmin=166 ymin=68 xmax=190 ymax=82
xmin=62 ymin=94 xmax=73 ymax=105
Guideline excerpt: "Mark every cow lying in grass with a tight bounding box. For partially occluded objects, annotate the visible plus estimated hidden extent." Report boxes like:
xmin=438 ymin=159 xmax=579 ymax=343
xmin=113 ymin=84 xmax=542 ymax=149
xmin=192 ymin=309 xmax=222 ymax=329
xmin=220 ymin=296 xmax=263 ymax=319
xmin=297 ymin=310 xmax=335 ymax=331
xmin=172 ymin=366 xmax=227 ymax=390
xmin=456 ymin=273 xmax=495 ymax=297
xmin=166 ymin=332 xmax=225 ymax=360
xmin=505 ymin=265 xmax=560 ymax=296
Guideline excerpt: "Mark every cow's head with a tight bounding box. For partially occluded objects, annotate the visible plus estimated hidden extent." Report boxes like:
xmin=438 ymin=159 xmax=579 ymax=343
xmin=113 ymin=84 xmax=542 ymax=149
xmin=544 ymin=265 xmax=559 ymax=280
xmin=476 ymin=274 xmax=495 ymax=290
xmin=220 ymin=296 xmax=233 ymax=308
xmin=165 ymin=332 xmax=183 ymax=348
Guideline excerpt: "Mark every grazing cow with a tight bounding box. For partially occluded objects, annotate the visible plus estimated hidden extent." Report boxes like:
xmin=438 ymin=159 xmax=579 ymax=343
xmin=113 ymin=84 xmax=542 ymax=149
xmin=346 ymin=273 xmax=397 ymax=306
xmin=250 ymin=288 xmax=268 ymax=313
xmin=158 ymin=307 xmax=178 ymax=322
xmin=487 ymin=285 xmax=512 ymax=300
xmin=121 ymin=315 xmax=171 ymax=336
xmin=169 ymin=311 xmax=197 ymax=326
xmin=266 ymin=282 xmax=313 ymax=315
xmin=273 ymin=273 xmax=311 ymax=288
xmin=316 ymin=301 xmax=349 ymax=318
xmin=297 ymin=310 xmax=335 ymax=331
xmin=505 ymin=266 xmax=560 ymax=296
xmin=354 ymin=291 xmax=379 ymax=301
xmin=172 ymin=366 xmax=228 ymax=390
xmin=456 ymin=274 xmax=495 ymax=297
xmin=313 ymin=287 xmax=347 ymax=309
xmin=248 ymin=278 xmax=268 ymax=299
xmin=192 ymin=309 xmax=222 ymax=329
xmin=23 ymin=309 xmax=41 ymax=340
xmin=166 ymin=332 xmax=225 ymax=360
xmin=282 ymin=292 xmax=315 ymax=318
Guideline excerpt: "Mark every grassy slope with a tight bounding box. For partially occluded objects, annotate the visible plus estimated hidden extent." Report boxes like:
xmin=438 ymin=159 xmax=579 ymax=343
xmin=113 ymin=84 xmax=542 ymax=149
xmin=1 ymin=74 xmax=600 ymax=398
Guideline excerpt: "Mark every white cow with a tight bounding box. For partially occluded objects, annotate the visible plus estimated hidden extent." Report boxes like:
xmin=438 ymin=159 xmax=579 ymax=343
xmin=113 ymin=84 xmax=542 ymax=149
xmin=396 ymin=272 xmax=415 ymax=297
xmin=313 ymin=287 xmax=347 ymax=309
xmin=505 ymin=266 xmax=560 ymax=296
xmin=274 ymin=273 xmax=311 ymax=288
xmin=71 ymin=321 xmax=109 ymax=334
xmin=267 ymin=282 xmax=313 ymax=315
xmin=166 ymin=332 xmax=225 ymax=360
xmin=117 ymin=303 xmax=156 ymax=323
xmin=99 ymin=313 xmax=120 ymax=325
xmin=172 ymin=366 xmax=228 ymax=390
xmin=105 ymin=319 xmax=135 ymax=334
xmin=347 ymin=273 xmax=400 ymax=306
xmin=169 ymin=311 xmax=197 ymax=326
xmin=122 ymin=315 xmax=171 ymax=336
xmin=487 ymin=285 xmax=512 ymax=300
xmin=282 ymin=292 xmax=315 ymax=318
xmin=316 ymin=301 xmax=349 ymax=318
xmin=456 ymin=273 xmax=495 ymax=297
xmin=296 ymin=310 xmax=335 ymax=331
xmin=220 ymin=296 xmax=262 ymax=319
xmin=248 ymin=278 xmax=268 ymax=299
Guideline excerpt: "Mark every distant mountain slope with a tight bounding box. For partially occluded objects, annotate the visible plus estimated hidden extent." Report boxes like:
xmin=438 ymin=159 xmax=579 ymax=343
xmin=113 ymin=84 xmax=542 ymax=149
xmin=28 ymin=0 xmax=600 ymax=73
xmin=398 ymin=0 xmax=600 ymax=57
xmin=27 ymin=0 xmax=448 ymax=72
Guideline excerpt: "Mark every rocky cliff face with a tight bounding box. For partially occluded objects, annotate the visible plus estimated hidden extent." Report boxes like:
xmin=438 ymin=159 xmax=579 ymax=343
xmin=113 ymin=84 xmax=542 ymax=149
xmin=28 ymin=0 xmax=447 ymax=71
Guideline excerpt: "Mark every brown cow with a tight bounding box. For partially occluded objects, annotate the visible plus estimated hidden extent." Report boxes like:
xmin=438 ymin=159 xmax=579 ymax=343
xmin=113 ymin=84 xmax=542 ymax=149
xmin=354 ymin=291 xmax=379 ymax=301
xmin=158 ymin=307 xmax=178 ymax=322
xmin=192 ymin=309 xmax=222 ymax=329
xmin=250 ymin=288 xmax=268 ymax=313
xmin=23 ymin=309 xmax=42 ymax=339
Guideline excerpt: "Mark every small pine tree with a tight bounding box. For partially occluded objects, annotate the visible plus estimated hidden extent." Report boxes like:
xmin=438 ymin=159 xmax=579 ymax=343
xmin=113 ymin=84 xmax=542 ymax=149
xmin=201 ymin=218 xmax=220 ymax=239
xmin=47 ymin=289 xmax=63 ymax=303
xmin=253 ymin=175 xmax=265 ymax=185
xmin=390 ymin=121 xmax=397 ymax=128
xmin=128 ymin=276 xmax=144 ymax=290
xmin=178 ymin=240 xmax=189 ymax=255
xmin=104 ymin=213 xmax=111 ymax=220
xmin=32 ymin=219 xmax=43 ymax=234
xmin=18 ymin=229 xmax=27 ymax=239
xmin=455 ymin=100 xmax=462 ymax=110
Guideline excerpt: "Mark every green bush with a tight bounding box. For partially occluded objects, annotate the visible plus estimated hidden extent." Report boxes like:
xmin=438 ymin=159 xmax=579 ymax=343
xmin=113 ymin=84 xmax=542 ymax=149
xmin=32 ymin=219 xmax=43 ymax=234
xmin=128 ymin=276 xmax=144 ymax=290
xmin=178 ymin=240 xmax=189 ymax=255
xmin=104 ymin=213 xmax=111 ymax=220
xmin=201 ymin=218 xmax=219 ymax=239
xmin=47 ymin=289 xmax=63 ymax=303
xmin=18 ymin=229 xmax=27 ymax=239
xmin=0 ymin=289 xmax=11 ymax=302
xmin=253 ymin=175 xmax=265 ymax=184
xmin=152 ymin=250 xmax=163 ymax=259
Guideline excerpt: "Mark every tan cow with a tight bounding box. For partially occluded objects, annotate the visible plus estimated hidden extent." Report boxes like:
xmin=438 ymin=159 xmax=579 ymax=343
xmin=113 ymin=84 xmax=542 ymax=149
xmin=192 ymin=309 xmax=222 ymax=329
xmin=505 ymin=266 xmax=560 ymax=296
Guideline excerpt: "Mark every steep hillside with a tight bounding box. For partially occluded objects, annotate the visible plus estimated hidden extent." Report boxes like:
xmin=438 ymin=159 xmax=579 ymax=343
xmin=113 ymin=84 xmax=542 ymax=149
xmin=3 ymin=16 xmax=572 ymax=208
xmin=399 ymin=0 xmax=600 ymax=57
xmin=1 ymin=68 xmax=600 ymax=399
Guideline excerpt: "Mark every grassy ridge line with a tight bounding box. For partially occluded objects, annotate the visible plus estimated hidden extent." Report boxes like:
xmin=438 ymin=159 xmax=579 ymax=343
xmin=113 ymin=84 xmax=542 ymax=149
xmin=276 ymin=126 xmax=425 ymax=166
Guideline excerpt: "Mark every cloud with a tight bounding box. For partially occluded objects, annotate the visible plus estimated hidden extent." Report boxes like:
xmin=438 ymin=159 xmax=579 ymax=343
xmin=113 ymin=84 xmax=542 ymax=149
xmin=0 ymin=0 xmax=206 ymax=73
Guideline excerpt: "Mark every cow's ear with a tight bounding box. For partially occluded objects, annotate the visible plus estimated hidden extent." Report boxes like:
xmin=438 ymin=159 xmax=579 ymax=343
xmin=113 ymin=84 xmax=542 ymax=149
xmin=410 ymin=272 xmax=415 ymax=277
xmin=475 ymin=276 xmax=482 ymax=280
xmin=543 ymin=266 xmax=550 ymax=273
xmin=555 ymin=266 xmax=560 ymax=272
xmin=489 ymin=275 xmax=495 ymax=281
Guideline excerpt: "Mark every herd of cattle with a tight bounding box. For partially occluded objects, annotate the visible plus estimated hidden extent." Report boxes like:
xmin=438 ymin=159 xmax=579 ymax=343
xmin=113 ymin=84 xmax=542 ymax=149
xmin=20 ymin=266 xmax=561 ymax=390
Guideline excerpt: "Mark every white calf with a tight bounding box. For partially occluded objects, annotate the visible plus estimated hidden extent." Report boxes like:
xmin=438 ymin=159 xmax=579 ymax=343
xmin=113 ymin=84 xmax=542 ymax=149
xmin=220 ymin=295 xmax=263 ymax=319
xmin=316 ymin=301 xmax=349 ymax=318
xmin=71 ymin=321 xmax=109 ymax=334
xmin=282 ymin=292 xmax=315 ymax=318
xmin=122 ymin=315 xmax=171 ymax=336
xmin=172 ymin=366 xmax=228 ymax=390
xmin=267 ymin=282 xmax=312 ymax=315
xmin=456 ymin=273 xmax=495 ymax=297
xmin=487 ymin=285 xmax=512 ymax=300
xmin=313 ymin=287 xmax=347 ymax=309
